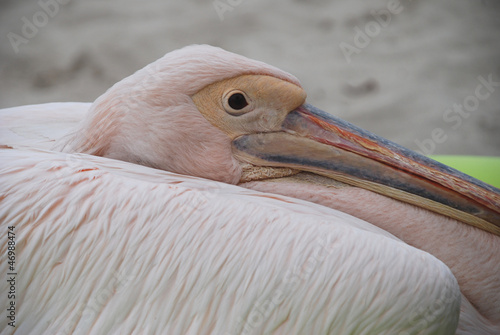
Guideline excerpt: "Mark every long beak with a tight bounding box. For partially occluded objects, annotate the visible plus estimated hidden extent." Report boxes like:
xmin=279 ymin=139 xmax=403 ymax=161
xmin=232 ymin=103 xmax=500 ymax=236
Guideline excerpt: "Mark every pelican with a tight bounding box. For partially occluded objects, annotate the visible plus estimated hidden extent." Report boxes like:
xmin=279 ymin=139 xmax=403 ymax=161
xmin=1 ymin=45 xmax=499 ymax=334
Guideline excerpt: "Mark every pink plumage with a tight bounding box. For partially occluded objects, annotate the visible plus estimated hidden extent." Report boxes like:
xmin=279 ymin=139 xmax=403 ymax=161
xmin=1 ymin=45 xmax=498 ymax=334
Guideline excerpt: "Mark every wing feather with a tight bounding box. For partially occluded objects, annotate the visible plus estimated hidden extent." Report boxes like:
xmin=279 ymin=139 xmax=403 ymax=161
xmin=0 ymin=102 xmax=90 ymax=150
xmin=0 ymin=147 xmax=460 ymax=334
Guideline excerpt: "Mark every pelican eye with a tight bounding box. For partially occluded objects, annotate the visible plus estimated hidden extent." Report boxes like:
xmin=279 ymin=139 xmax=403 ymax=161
xmin=223 ymin=90 xmax=251 ymax=115
xmin=228 ymin=93 xmax=248 ymax=110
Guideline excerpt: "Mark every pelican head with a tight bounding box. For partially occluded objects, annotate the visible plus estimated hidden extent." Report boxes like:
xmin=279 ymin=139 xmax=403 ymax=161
xmin=59 ymin=44 xmax=500 ymax=236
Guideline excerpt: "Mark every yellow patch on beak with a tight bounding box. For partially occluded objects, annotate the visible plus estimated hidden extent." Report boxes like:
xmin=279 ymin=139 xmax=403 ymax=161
xmin=191 ymin=75 xmax=306 ymax=139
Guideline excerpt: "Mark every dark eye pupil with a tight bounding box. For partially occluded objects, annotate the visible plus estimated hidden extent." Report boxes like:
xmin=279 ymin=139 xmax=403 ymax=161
xmin=228 ymin=93 xmax=248 ymax=110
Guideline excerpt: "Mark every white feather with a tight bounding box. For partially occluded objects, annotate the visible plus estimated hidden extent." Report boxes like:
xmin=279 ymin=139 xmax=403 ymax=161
xmin=0 ymin=147 xmax=460 ymax=334
xmin=0 ymin=45 xmax=468 ymax=334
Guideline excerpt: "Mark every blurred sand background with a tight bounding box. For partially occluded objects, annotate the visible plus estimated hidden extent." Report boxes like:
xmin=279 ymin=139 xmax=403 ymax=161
xmin=1 ymin=0 xmax=499 ymax=156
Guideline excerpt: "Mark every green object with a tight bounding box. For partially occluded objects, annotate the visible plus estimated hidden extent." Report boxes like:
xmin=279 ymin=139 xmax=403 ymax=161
xmin=429 ymin=155 xmax=500 ymax=189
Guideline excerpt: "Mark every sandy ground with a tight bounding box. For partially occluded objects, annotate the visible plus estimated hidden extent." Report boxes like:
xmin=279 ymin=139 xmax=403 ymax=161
xmin=1 ymin=0 xmax=499 ymax=156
